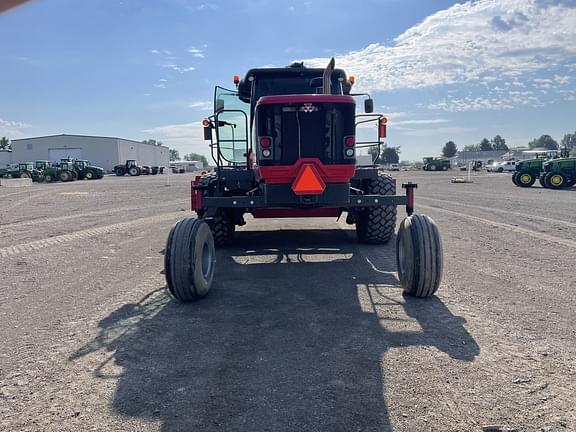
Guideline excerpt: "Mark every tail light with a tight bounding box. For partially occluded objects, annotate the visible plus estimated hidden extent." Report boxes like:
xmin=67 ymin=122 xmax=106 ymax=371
xmin=259 ymin=136 xmax=272 ymax=148
xmin=344 ymin=136 xmax=355 ymax=147
xmin=379 ymin=117 xmax=387 ymax=139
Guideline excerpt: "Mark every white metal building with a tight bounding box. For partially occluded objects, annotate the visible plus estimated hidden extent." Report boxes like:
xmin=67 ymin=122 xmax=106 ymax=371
xmin=0 ymin=149 xmax=13 ymax=167
xmin=10 ymin=134 xmax=170 ymax=172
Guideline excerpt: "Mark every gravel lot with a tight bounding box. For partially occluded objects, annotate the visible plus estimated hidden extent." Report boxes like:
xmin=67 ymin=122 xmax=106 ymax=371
xmin=1 ymin=171 xmax=575 ymax=432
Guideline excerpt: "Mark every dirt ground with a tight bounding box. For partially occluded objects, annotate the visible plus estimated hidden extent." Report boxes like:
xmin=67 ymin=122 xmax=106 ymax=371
xmin=1 ymin=171 xmax=575 ymax=432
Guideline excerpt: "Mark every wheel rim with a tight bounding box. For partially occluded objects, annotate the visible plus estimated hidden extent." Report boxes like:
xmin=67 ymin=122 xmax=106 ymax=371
xmin=201 ymin=242 xmax=213 ymax=279
xmin=550 ymin=175 xmax=563 ymax=186
xmin=86 ymin=172 xmax=93 ymax=179
xmin=520 ymin=174 xmax=532 ymax=184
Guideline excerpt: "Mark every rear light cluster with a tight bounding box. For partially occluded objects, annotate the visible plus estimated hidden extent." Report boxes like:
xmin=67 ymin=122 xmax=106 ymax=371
xmin=344 ymin=135 xmax=355 ymax=158
xmin=259 ymin=136 xmax=273 ymax=159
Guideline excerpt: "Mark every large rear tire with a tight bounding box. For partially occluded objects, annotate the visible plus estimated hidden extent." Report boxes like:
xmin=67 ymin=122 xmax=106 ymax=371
xmin=59 ymin=171 xmax=71 ymax=182
xmin=129 ymin=166 xmax=140 ymax=176
xmin=547 ymin=172 xmax=566 ymax=189
xmin=115 ymin=167 xmax=126 ymax=176
xmin=205 ymin=210 xmax=235 ymax=246
xmin=539 ymin=173 xmax=549 ymax=188
xmin=511 ymin=172 xmax=520 ymax=186
xmin=517 ymin=171 xmax=536 ymax=188
xmin=165 ymin=218 xmax=215 ymax=302
xmin=396 ymin=214 xmax=443 ymax=297
xmin=356 ymin=173 xmax=397 ymax=244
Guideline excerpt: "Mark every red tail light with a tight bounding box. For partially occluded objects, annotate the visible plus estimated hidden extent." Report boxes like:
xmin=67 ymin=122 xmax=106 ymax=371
xmin=344 ymin=136 xmax=355 ymax=147
xmin=260 ymin=137 xmax=272 ymax=148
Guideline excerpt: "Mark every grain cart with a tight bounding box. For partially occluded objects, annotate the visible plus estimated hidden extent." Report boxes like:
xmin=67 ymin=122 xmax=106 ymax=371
xmin=114 ymin=160 xmax=141 ymax=176
xmin=73 ymin=160 xmax=104 ymax=180
xmin=164 ymin=59 xmax=443 ymax=302
xmin=422 ymin=157 xmax=451 ymax=171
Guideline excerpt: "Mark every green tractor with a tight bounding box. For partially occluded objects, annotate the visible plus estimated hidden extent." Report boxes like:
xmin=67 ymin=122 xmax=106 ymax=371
xmin=512 ymin=158 xmax=543 ymax=188
xmin=422 ymin=157 xmax=451 ymax=171
xmin=6 ymin=162 xmax=45 ymax=181
xmin=539 ymin=157 xmax=576 ymax=189
xmin=35 ymin=160 xmax=60 ymax=183
xmin=56 ymin=160 xmax=78 ymax=182
xmin=72 ymin=160 xmax=104 ymax=180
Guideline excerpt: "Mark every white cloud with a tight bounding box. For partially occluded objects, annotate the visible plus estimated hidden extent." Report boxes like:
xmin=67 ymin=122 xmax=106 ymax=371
xmin=162 ymin=64 xmax=195 ymax=73
xmin=188 ymin=101 xmax=212 ymax=110
xmin=302 ymin=0 xmax=576 ymax=109
xmin=150 ymin=49 xmax=160 ymax=54
xmin=153 ymin=83 xmax=166 ymax=89
xmin=0 ymin=118 xmax=32 ymax=138
xmin=394 ymin=119 xmax=450 ymax=126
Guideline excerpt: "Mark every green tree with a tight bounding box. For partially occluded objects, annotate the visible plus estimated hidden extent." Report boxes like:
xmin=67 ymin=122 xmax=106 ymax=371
xmin=463 ymin=144 xmax=481 ymax=152
xmin=169 ymin=149 xmax=180 ymax=161
xmin=442 ymin=141 xmax=457 ymax=158
xmin=479 ymin=138 xmax=492 ymax=151
xmin=183 ymin=152 xmax=209 ymax=167
xmin=491 ymin=135 xmax=508 ymax=151
xmin=381 ymin=146 xmax=400 ymax=164
xmin=0 ymin=136 xmax=10 ymax=150
xmin=528 ymin=134 xmax=558 ymax=150
xmin=368 ymin=146 xmax=381 ymax=162
xmin=142 ymin=139 xmax=164 ymax=146
xmin=560 ymin=132 xmax=576 ymax=151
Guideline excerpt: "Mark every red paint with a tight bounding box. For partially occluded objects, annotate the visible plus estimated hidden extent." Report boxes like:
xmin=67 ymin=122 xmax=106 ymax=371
xmin=379 ymin=124 xmax=387 ymax=138
xmin=257 ymin=95 xmax=355 ymax=106
xmin=252 ymin=208 xmax=341 ymax=218
xmin=291 ymin=164 xmax=326 ymax=195
xmin=191 ymin=176 xmax=202 ymax=211
xmin=255 ymin=158 xmax=355 ymax=184
xmin=406 ymin=186 xmax=414 ymax=209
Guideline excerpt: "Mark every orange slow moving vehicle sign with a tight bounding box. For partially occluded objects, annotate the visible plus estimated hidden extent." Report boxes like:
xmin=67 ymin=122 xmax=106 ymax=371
xmin=291 ymin=164 xmax=326 ymax=195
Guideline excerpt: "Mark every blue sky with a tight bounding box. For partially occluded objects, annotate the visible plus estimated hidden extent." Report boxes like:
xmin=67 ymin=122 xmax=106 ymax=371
xmin=1 ymin=0 xmax=575 ymax=161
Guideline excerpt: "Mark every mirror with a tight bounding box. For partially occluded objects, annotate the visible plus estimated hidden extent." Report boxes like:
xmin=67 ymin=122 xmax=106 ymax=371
xmin=364 ymin=98 xmax=374 ymax=113
xmin=215 ymin=98 xmax=225 ymax=112
xmin=203 ymin=125 xmax=212 ymax=141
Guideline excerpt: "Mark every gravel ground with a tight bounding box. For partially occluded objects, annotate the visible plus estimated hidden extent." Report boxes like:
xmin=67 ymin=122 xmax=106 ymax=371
xmin=0 ymin=171 xmax=574 ymax=432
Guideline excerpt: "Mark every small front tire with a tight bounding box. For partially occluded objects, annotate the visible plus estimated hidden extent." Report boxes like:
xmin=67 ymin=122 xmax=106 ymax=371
xmin=517 ymin=172 xmax=535 ymax=187
xmin=165 ymin=218 xmax=216 ymax=302
xmin=396 ymin=214 xmax=443 ymax=298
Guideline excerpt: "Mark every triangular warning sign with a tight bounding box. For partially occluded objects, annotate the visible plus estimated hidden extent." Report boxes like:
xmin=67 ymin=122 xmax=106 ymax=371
xmin=291 ymin=164 xmax=326 ymax=195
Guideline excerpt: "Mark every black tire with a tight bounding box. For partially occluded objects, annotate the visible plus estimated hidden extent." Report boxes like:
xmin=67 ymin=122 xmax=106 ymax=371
xmin=129 ymin=166 xmax=140 ymax=176
xmin=517 ymin=171 xmax=535 ymax=188
xmin=547 ymin=172 xmax=566 ymax=189
xmin=115 ymin=167 xmax=126 ymax=176
xmin=45 ymin=175 xmax=53 ymax=183
xmin=396 ymin=214 xmax=443 ymax=297
xmin=511 ymin=172 xmax=520 ymax=186
xmin=165 ymin=218 xmax=215 ymax=302
xmin=441 ymin=165 xmax=448 ymax=171
xmin=85 ymin=171 xmax=94 ymax=180
xmin=567 ymin=179 xmax=576 ymax=187
xmin=497 ymin=167 xmax=504 ymax=173
xmin=539 ymin=173 xmax=549 ymax=188
xmin=356 ymin=173 xmax=397 ymax=244
xmin=71 ymin=170 xmax=78 ymax=180
xmin=59 ymin=171 xmax=71 ymax=182
xmin=429 ymin=164 xmax=437 ymax=171
xmin=205 ymin=210 xmax=235 ymax=246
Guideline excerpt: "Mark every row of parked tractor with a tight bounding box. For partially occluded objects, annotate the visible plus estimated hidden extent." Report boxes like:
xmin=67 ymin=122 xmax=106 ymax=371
xmin=0 ymin=159 xmax=104 ymax=183
xmin=512 ymin=152 xmax=576 ymax=189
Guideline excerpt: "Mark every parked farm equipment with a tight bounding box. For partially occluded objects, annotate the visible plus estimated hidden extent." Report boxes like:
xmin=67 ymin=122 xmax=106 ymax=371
xmin=73 ymin=160 xmax=104 ymax=180
xmin=114 ymin=160 xmax=141 ymax=176
xmin=164 ymin=59 xmax=444 ymax=303
xmin=422 ymin=157 xmax=451 ymax=171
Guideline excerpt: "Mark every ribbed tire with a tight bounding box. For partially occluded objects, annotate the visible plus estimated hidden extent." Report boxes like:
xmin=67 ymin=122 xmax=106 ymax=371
xmin=511 ymin=172 xmax=520 ymax=186
xmin=517 ymin=172 xmax=536 ymax=188
xmin=396 ymin=214 xmax=443 ymax=297
xmin=165 ymin=218 xmax=215 ymax=302
xmin=356 ymin=174 xmax=397 ymax=244
xmin=205 ymin=210 xmax=235 ymax=246
xmin=115 ymin=167 xmax=125 ymax=176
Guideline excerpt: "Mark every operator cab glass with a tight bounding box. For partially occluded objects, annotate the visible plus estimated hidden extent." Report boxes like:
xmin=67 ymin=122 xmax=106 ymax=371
xmin=214 ymin=86 xmax=249 ymax=166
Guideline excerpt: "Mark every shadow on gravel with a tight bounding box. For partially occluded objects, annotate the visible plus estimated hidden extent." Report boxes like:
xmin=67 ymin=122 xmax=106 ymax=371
xmin=71 ymin=228 xmax=479 ymax=431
